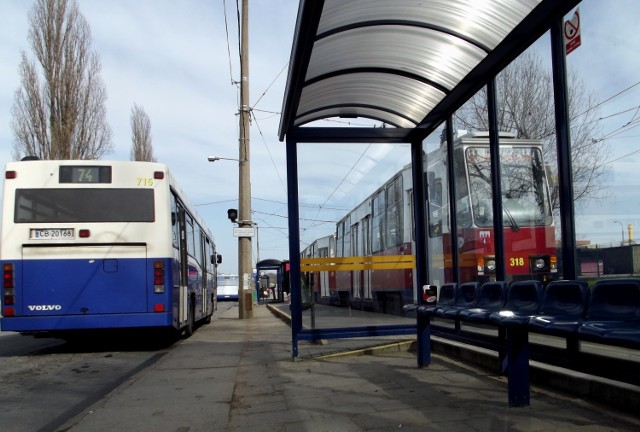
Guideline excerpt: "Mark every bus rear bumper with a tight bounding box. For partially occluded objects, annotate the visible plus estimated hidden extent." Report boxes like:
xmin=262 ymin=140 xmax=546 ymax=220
xmin=0 ymin=312 xmax=174 ymax=333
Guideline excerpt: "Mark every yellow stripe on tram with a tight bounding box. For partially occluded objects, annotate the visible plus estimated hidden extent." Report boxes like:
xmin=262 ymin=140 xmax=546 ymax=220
xmin=300 ymin=255 xmax=415 ymax=272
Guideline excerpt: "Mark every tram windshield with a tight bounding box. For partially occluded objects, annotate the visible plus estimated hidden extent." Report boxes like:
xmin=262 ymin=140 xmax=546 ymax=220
xmin=464 ymin=146 xmax=553 ymax=228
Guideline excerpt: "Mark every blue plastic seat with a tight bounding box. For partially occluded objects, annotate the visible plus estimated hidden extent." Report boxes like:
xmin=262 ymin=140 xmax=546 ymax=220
xmin=458 ymin=281 xmax=507 ymax=323
xmin=528 ymin=280 xmax=589 ymax=335
xmin=437 ymin=281 xmax=479 ymax=318
xmin=578 ymin=279 xmax=640 ymax=347
xmin=488 ymin=280 xmax=544 ymax=327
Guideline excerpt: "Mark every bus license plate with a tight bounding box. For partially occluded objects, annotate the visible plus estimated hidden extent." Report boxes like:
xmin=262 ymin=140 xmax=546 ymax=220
xmin=30 ymin=228 xmax=74 ymax=240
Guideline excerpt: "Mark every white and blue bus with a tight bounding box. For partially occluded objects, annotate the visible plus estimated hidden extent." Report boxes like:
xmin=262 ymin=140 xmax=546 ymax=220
xmin=0 ymin=159 xmax=221 ymax=338
xmin=216 ymin=274 xmax=239 ymax=301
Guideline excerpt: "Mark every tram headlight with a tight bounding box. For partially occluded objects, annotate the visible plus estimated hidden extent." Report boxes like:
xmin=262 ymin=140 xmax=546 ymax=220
xmin=529 ymin=255 xmax=550 ymax=273
xmin=485 ymin=259 xmax=497 ymax=273
xmin=487 ymin=259 xmax=496 ymax=272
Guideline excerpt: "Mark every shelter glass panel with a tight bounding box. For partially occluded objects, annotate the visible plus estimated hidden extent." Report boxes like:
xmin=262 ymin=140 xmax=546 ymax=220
xmin=565 ymin=1 xmax=640 ymax=280
xmin=298 ymin=140 xmax=415 ymax=330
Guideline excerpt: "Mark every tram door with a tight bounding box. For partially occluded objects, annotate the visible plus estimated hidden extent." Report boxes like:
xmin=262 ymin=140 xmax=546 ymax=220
xmin=362 ymin=216 xmax=372 ymax=300
xmin=408 ymin=190 xmax=418 ymax=301
xmin=351 ymin=223 xmax=361 ymax=299
xmin=319 ymin=246 xmax=330 ymax=298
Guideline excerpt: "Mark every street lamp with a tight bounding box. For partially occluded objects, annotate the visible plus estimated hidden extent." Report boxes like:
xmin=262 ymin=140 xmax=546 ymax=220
xmin=208 ymin=154 xmax=253 ymax=319
xmin=207 ymin=156 xmax=243 ymax=162
xmin=614 ymin=220 xmax=625 ymax=246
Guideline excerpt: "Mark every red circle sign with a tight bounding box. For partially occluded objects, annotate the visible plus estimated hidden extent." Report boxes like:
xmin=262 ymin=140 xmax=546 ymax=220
xmin=564 ymin=10 xmax=580 ymax=40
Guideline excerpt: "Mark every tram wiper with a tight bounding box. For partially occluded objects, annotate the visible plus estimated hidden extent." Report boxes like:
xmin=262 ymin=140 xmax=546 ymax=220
xmin=503 ymin=204 xmax=520 ymax=231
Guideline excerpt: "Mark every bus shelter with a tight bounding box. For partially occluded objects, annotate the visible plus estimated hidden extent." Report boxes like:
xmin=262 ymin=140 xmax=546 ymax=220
xmin=278 ymin=0 xmax=581 ymax=373
xmin=255 ymin=259 xmax=288 ymax=304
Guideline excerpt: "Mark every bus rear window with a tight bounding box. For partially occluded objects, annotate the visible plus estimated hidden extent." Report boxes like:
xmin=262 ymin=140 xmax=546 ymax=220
xmin=15 ymin=189 xmax=155 ymax=223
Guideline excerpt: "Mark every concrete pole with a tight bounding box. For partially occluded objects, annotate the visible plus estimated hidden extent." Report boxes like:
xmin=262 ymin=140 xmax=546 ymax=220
xmin=238 ymin=0 xmax=253 ymax=318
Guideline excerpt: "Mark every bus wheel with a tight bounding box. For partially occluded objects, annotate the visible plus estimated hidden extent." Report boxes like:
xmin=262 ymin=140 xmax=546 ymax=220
xmin=184 ymin=301 xmax=195 ymax=337
xmin=203 ymin=312 xmax=212 ymax=325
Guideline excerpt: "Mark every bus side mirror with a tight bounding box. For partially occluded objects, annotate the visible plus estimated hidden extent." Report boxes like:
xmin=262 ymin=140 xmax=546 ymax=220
xmin=212 ymin=254 xmax=222 ymax=265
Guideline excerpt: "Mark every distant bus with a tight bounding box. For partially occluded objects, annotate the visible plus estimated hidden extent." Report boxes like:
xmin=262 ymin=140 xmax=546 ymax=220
xmin=217 ymin=274 xmax=239 ymax=300
xmin=0 ymin=159 xmax=222 ymax=338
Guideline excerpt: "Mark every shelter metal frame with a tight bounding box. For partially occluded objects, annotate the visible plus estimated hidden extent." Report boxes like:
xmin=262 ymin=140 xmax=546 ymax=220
xmin=279 ymin=3 xmax=582 ymax=403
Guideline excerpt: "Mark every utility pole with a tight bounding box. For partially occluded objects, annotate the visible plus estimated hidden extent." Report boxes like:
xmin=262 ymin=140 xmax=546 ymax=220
xmin=237 ymin=0 xmax=253 ymax=319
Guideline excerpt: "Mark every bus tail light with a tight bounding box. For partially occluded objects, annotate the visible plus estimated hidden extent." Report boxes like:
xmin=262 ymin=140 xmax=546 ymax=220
xmin=550 ymin=255 xmax=558 ymax=272
xmin=3 ymin=264 xmax=15 ymax=313
xmin=153 ymin=261 xmax=165 ymax=293
xmin=5 ymin=171 xmax=16 ymax=179
xmin=154 ymin=171 xmax=165 ymax=180
xmin=79 ymin=229 xmax=91 ymax=238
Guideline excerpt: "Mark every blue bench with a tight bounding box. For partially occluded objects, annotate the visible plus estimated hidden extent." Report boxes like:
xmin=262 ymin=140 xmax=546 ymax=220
xmin=456 ymin=281 xmax=508 ymax=323
xmin=577 ymin=278 xmax=640 ymax=349
xmin=416 ymin=278 xmax=640 ymax=407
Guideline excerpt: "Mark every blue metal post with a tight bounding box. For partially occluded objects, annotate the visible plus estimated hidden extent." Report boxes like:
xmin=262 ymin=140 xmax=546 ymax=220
xmin=506 ymin=327 xmax=530 ymax=407
xmin=551 ymin=15 xmax=578 ymax=280
xmin=286 ymin=138 xmax=303 ymax=358
xmin=487 ymin=78 xmax=506 ymax=282
xmin=411 ymin=138 xmax=430 ymax=366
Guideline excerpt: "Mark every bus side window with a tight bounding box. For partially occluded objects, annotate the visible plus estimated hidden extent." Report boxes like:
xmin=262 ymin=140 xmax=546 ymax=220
xmin=171 ymin=193 xmax=179 ymax=249
xmin=427 ymin=171 xmax=443 ymax=237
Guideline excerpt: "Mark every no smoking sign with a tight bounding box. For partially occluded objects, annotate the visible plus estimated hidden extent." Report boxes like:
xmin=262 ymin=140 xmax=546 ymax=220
xmin=564 ymin=9 xmax=581 ymax=55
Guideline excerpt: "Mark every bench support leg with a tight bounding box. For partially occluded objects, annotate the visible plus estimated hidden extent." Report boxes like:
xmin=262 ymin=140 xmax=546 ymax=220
xmin=506 ymin=326 xmax=530 ymax=407
xmin=417 ymin=314 xmax=431 ymax=367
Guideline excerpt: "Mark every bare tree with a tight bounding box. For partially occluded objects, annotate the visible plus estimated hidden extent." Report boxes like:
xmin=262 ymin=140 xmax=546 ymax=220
xmin=454 ymin=50 xmax=609 ymax=212
xmin=11 ymin=0 xmax=112 ymax=160
xmin=130 ymin=104 xmax=156 ymax=162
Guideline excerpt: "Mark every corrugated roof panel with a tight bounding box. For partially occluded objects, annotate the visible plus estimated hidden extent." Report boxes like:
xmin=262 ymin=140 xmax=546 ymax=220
xmin=296 ymin=108 xmax=414 ymax=130
xmin=307 ymin=25 xmax=487 ymax=92
xmin=317 ymin=0 xmax=541 ymax=50
xmin=296 ymin=73 xmax=446 ymax=128
xmin=278 ymin=0 xmax=580 ymax=141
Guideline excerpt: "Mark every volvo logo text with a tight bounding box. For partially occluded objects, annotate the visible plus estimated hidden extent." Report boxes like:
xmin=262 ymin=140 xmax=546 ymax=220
xmin=28 ymin=305 xmax=62 ymax=311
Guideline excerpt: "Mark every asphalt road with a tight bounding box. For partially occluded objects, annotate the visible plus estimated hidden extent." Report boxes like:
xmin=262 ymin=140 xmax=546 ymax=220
xmin=0 ymin=305 xmax=236 ymax=432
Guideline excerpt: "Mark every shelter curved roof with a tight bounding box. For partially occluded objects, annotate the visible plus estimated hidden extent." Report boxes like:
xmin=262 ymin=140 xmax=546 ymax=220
xmin=279 ymin=0 xmax=581 ymax=143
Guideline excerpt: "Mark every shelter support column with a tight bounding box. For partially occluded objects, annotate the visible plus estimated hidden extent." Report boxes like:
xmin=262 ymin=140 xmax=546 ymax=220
xmin=286 ymin=138 xmax=302 ymax=358
xmin=551 ymin=15 xmax=578 ymax=279
xmin=411 ymin=138 xmax=430 ymax=366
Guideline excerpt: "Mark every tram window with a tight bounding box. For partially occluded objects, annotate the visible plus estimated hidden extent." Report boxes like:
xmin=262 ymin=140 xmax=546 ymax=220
xmin=386 ymin=177 xmax=403 ymax=247
xmin=372 ymin=192 xmax=385 ymax=253
xmin=337 ymin=221 xmax=345 ymax=257
xmin=454 ymin=148 xmax=472 ymax=228
xmin=427 ymin=172 xmax=443 ymax=237
xmin=343 ymin=216 xmax=351 ymax=256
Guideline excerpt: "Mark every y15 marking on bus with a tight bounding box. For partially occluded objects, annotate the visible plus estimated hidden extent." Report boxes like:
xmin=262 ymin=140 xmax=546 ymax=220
xmin=137 ymin=177 xmax=153 ymax=186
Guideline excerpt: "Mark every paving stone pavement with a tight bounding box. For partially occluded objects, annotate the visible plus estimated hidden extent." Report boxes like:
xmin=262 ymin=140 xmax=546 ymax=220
xmin=59 ymin=302 xmax=640 ymax=431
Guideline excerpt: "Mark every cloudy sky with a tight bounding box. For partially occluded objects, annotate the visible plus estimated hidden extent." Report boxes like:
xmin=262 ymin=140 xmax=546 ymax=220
xmin=0 ymin=0 xmax=299 ymax=274
xmin=0 ymin=1 xmax=639 ymax=274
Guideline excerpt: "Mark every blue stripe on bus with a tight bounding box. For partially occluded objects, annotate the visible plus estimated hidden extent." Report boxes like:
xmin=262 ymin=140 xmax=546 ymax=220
xmin=0 ymin=312 xmax=173 ymax=332
xmin=1 ymin=257 xmax=176 ymax=332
